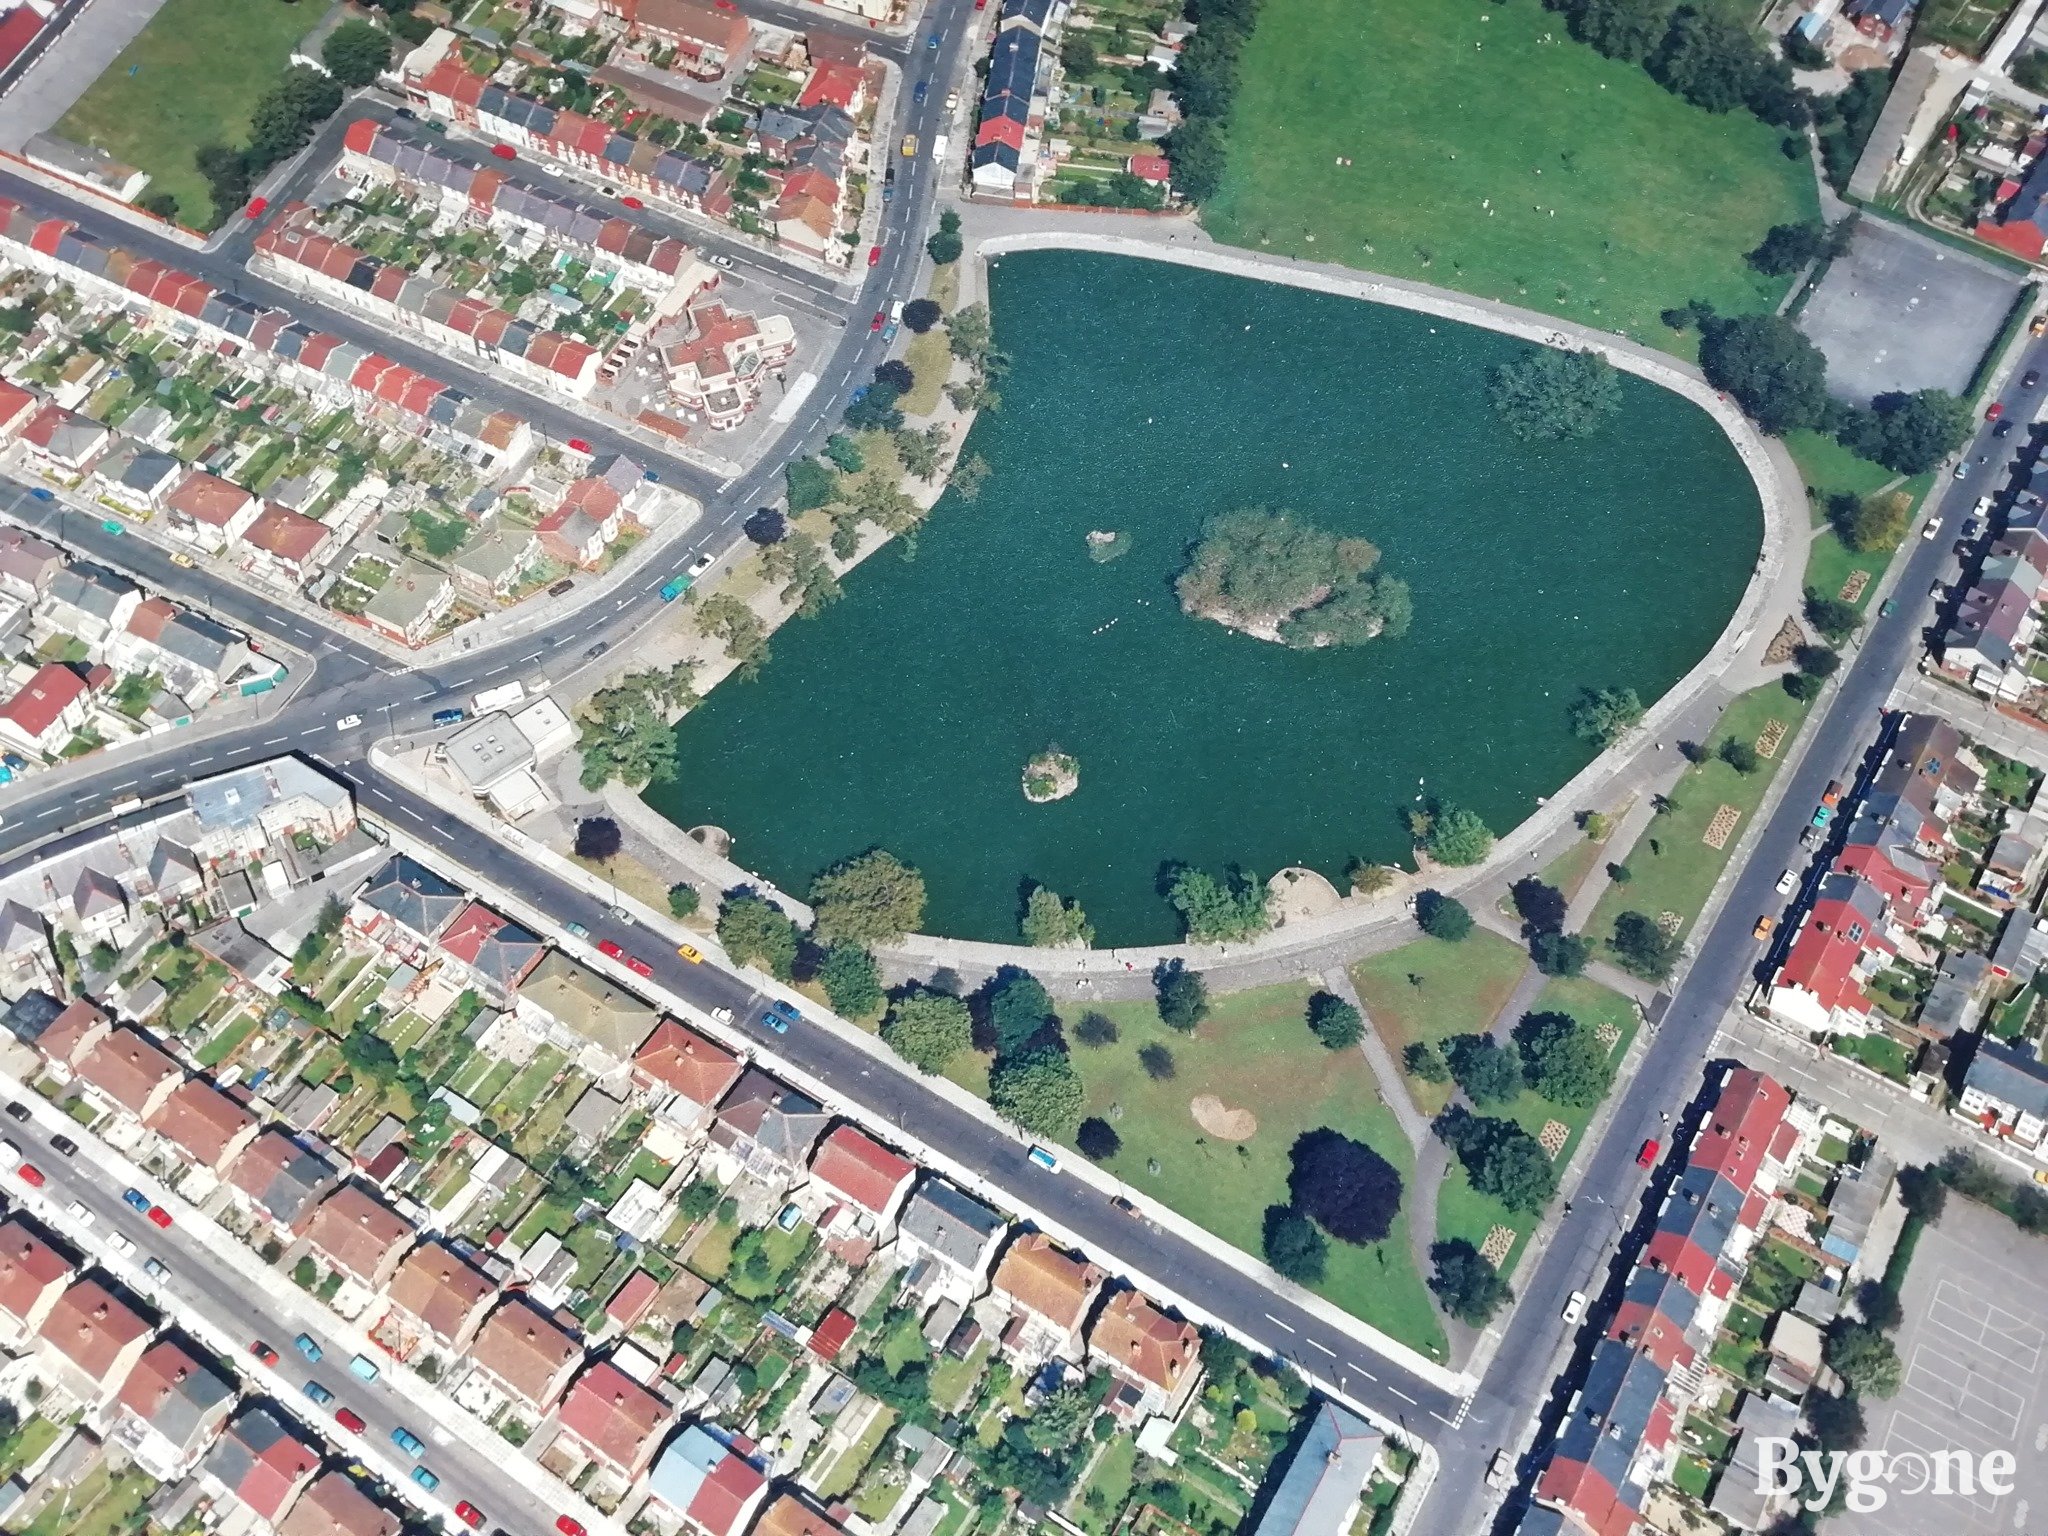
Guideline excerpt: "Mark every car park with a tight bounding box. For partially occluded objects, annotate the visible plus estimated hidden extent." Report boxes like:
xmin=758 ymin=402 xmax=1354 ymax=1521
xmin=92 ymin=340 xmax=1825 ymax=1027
xmin=303 ymin=1380 xmax=335 ymax=1406
xmin=65 ymin=1200 xmax=94 ymax=1227
xmin=392 ymin=1427 xmax=426 ymax=1459
xmin=335 ymin=1407 xmax=367 ymax=1434
xmin=1637 ymin=1138 xmax=1660 ymax=1167
xmin=294 ymin=1334 xmax=324 ymax=1363
xmin=1561 ymin=1290 xmax=1588 ymax=1325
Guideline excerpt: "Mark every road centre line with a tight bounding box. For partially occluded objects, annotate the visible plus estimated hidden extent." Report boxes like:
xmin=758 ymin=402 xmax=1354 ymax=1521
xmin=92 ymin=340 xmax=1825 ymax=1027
xmin=1263 ymin=1312 xmax=1297 ymax=1333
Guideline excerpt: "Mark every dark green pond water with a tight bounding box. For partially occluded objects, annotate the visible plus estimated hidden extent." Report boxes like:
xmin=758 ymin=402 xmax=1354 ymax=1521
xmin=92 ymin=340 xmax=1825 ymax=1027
xmin=648 ymin=251 xmax=1761 ymax=945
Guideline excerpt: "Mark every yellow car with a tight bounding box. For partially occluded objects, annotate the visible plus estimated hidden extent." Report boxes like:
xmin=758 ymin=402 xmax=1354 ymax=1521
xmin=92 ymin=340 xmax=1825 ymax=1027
xmin=900 ymin=134 xmax=918 ymax=158
xmin=168 ymin=552 xmax=196 ymax=568
xmin=1753 ymin=915 xmax=1776 ymax=939
xmin=676 ymin=944 xmax=703 ymax=963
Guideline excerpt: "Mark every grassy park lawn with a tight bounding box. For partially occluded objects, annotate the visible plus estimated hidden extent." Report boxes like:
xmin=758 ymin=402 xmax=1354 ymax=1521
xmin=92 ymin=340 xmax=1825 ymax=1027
xmin=1053 ymin=982 xmax=1447 ymax=1359
xmin=53 ymin=0 xmax=312 ymax=228
xmin=901 ymin=328 xmax=952 ymax=416
xmin=1349 ymin=929 xmax=1529 ymax=1115
xmin=1435 ymin=977 xmax=1638 ymax=1274
xmin=1203 ymin=0 xmax=1816 ymax=352
xmin=1588 ymin=682 xmax=1816 ymax=951
xmin=1786 ymin=430 xmax=1897 ymax=510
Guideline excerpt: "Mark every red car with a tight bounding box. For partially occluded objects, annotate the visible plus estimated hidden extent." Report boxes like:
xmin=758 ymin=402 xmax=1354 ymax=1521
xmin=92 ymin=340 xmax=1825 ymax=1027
xmin=17 ymin=1163 xmax=43 ymax=1188
xmin=250 ymin=1341 xmax=280 ymax=1367
xmin=334 ymin=1407 xmax=366 ymax=1435
xmin=567 ymin=437 xmax=592 ymax=453
xmin=245 ymin=197 xmax=269 ymax=219
xmin=491 ymin=143 xmax=517 ymax=160
xmin=620 ymin=195 xmax=644 ymax=209
xmin=868 ymin=244 xmax=881 ymax=266
xmin=1987 ymin=401 xmax=2006 ymax=422
xmin=1636 ymin=1138 xmax=1660 ymax=1168
xmin=454 ymin=1503 xmax=486 ymax=1530
xmin=870 ymin=311 xmax=885 ymax=333
xmin=147 ymin=1205 xmax=172 ymax=1229
xmin=558 ymin=1520 xmax=587 ymax=1536
xmin=625 ymin=954 xmax=654 ymax=978
xmin=598 ymin=939 xmax=626 ymax=960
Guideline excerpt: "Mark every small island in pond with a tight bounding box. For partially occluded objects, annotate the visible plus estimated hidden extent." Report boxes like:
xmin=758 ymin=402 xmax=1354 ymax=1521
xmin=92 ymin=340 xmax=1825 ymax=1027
xmin=1023 ymin=749 xmax=1080 ymax=802
xmin=1175 ymin=507 xmax=1412 ymax=648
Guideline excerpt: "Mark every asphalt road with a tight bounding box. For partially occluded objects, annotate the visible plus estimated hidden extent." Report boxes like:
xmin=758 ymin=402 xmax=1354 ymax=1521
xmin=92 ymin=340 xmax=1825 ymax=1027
xmin=0 ymin=1087 xmax=595 ymax=1536
xmin=1417 ymin=359 xmax=2048 ymax=1536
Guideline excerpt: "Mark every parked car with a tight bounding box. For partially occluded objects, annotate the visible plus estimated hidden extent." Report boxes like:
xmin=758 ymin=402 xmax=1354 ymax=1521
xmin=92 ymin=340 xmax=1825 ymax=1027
xmin=143 ymin=1257 xmax=169 ymax=1281
xmin=490 ymin=143 xmax=517 ymax=159
xmin=1636 ymin=1138 xmax=1660 ymax=1167
xmin=294 ymin=1334 xmax=324 ymax=1363
xmin=50 ymin=1135 xmax=76 ymax=1157
xmin=303 ymin=1381 xmax=335 ymax=1406
xmin=334 ymin=714 xmax=363 ymax=731
xmin=868 ymin=244 xmax=882 ymax=266
xmin=250 ymin=1341 xmax=280 ymax=1367
xmin=1996 ymin=418 xmax=2015 ymax=438
xmin=107 ymin=1232 xmax=135 ymax=1257
xmin=1987 ymin=401 xmax=2005 ymax=421
xmin=1775 ymin=868 xmax=1798 ymax=895
xmin=64 ymin=1200 xmax=94 ymax=1227
xmin=16 ymin=1163 xmax=42 ymax=1188
xmin=1561 ymin=1290 xmax=1588 ymax=1325
xmin=566 ymin=920 xmax=590 ymax=939
xmin=870 ymin=311 xmax=885 ymax=332
xmin=710 ymin=253 xmax=734 ymax=269
xmin=677 ymin=945 xmax=703 ymax=963
xmin=2026 ymin=369 xmax=2041 ymax=389
xmin=245 ymin=197 xmax=268 ymax=219
xmin=1487 ymin=1451 xmax=1513 ymax=1491
xmin=1821 ymin=779 xmax=1843 ymax=806
xmin=455 ymin=1504 xmax=486 ymax=1530
xmin=431 ymin=708 xmax=466 ymax=727
xmin=335 ymin=1408 xmax=367 ymax=1434
xmin=548 ymin=578 xmax=575 ymax=597
xmin=391 ymin=1427 xmax=426 ymax=1459
xmin=913 ymin=79 xmax=928 ymax=102
xmin=349 ymin=1354 xmax=381 ymax=1382
xmin=625 ymin=954 xmax=654 ymax=978
xmin=598 ymin=939 xmax=626 ymax=960
xmin=1752 ymin=915 xmax=1775 ymax=939
xmin=558 ymin=1520 xmax=587 ymax=1536
xmin=121 ymin=1189 xmax=150 ymax=1214
xmin=147 ymin=1205 xmax=172 ymax=1229
xmin=412 ymin=1467 xmax=441 ymax=1493
xmin=2 ymin=1103 xmax=24 ymax=1122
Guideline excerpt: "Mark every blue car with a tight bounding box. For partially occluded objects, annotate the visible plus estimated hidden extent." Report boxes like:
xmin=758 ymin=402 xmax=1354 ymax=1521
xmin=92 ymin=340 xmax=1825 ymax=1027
xmin=391 ymin=1427 xmax=425 ymax=1459
xmin=410 ymin=1467 xmax=441 ymax=1493
xmin=760 ymin=999 xmax=801 ymax=1034
xmin=927 ymin=31 xmax=940 ymax=47
xmin=121 ymin=1189 xmax=150 ymax=1214
xmin=913 ymin=79 xmax=928 ymax=102
xmin=293 ymin=1333 xmax=324 ymax=1363
xmin=302 ymin=1380 xmax=335 ymax=1406
xmin=27 ymin=488 xmax=52 ymax=502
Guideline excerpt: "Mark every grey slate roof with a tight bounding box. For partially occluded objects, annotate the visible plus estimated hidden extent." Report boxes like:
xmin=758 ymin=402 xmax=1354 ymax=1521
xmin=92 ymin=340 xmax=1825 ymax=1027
xmin=1965 ymin=1037 xmax=2048 ymax=1120
xmin=899 ymin=1179 xmax=1003 ymax=1269
xmin=357 ymin=855 xmax=466 ymax=939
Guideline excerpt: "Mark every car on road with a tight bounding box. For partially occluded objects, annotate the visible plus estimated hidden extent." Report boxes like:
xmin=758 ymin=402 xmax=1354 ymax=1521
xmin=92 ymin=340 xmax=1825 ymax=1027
xmin=1996 ymin=418 xmax=2016 ymax=438
xmin=1776 ymin=868 xmax=1798 ymax=895
xmin=677 ymin=944 xmax=703 ymax=963
xmin=913 ymin=79 xmax=928 ymax=102
xmin=65 ymin=1200 xmax=94 ymax=1227
xmin=900 ymin=133 xmax=918 ymax=157
xmin=169 ymin=550 xmax=196 ymax=567
xmin=584 ymin=640 xmax=610 ymax=659
xmin=598 ymin=939 xmax=626 ymax=960
xmin=710 ymin=253 xmax=733 ymax=268
xmin=16 ymin=1163 xmax=42 ymax=1188
xmin=1988 ymin=401 xmax=2005 ymax=421
xmin=927 ymin=30 xmax=941 ymax=46
xmin=1954 ymin=461 xmax=1971 ymax=479
xmin=759 ymin=1005 xmax=792 ymax=1034
xmin=1821 ymin=779 xmax=1843 ymax=807
xmin=26 ymin=487 xmax=51 ymax=502
xmin=432 ymin=708 xmax=467 ymax=726
xmin=871 ymin=311 xmax=885 ymax=332
xmin=121 ymin=1189 xmax=150 ymax=1214
xmin=1799 ymin=823 xmax=1821 ymax=849
xmin=567 ymin=437 xmax=592 ymax=453
xmin=869 ymin=244 xmax=882 ymax=266
xmin=250 ymin=1341 xmax=280 ymax=1367
xmin=107 ymin=1232 xmax=134 ymax=1257
xmin=884 ymin=320 xmax=899 ymax=341
xmin=245 ymin=197 xmax=268 ymax=219
xmin=335 ymin=714 xmax=363 ymax=731
xmin=2 ymin=1103 xmax=24 ymax=1123
xmin=609 ymin=906 xmax=635 ymax=925
xmin=625 ymin=954 xmax=654 ymax=978
xmin=621 ymin=195 xmax=644 ymax=209
xmin=1487 ymin=1450 xmax=1513 ymax=1491
xmin=147 ymin=1205 xmax=172 ymax=1228
xmin=1964 ymin=517 xmax=1984 ymax=539
xmin=100 ymin=519 xmax=123 ymax=536
xmin=558 ymin=1520 xmax=587 ymax=1536
xmin=1879 ymin=597 xmax=1897 ymax=617
xmin=349 ymin=1353 xmax=381 ymax=1381
xmin=1110 ymin=1196 xmax=1140 ymax=1217
xmin=1752 ymin=915 xmax=1775 ymax=939
xmin=1636 ymin=1138 xmax=1660 ymax=1167
xmin=1561 ymin=1290 xmax=1588 ymax=1325
xmin=391 ymin=1427 xmax=426 ymax=1459
xmin=1923 ymin=513 xmax=1941 ymax=538
xmin=1027 ymin=1145 xmax=1060 ymax=1172
xmin=2027 ymin=370 xmax=2041 ymax=389
xmin=1811 ymin=805 xmax=1833 ymax=828
xmin=2035 ymin=313 xmax=2047 ymax=336
xmin=294 ymin=1334 xmax=324 ymax=1363
xmin=411 ymin=1467 xmax=441 ymax=1493
xmin=548 ymin=578 xmax=575 ymax=596
xmin=143 ymin=1257 xmax=169 ymax=1281
xmin=566 ymin=920 xmax=590 ymax=939
xmin=303 ymin=1381 xmax=335 ymax=1406
xmin=455 ymin=1503 xmax=486 ymax=1530
xmin=335 ymin=1407 xmax=367 ymax=1434
xmin=491 ymin=143 xmax=517 ymax=159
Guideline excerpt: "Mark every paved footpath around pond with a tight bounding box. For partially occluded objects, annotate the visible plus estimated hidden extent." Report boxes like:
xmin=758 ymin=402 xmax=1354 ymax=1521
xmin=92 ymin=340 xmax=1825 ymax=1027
xmin=865 ymin=203 xmax=1813 ymax=996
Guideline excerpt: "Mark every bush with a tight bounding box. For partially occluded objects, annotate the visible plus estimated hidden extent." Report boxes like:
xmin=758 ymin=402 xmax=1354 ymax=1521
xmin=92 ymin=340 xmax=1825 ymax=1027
xmin=1403 ymin=1040 xmax=1449 ymax=1082
xmin=667 ymin=883 xmax=701 ymax=919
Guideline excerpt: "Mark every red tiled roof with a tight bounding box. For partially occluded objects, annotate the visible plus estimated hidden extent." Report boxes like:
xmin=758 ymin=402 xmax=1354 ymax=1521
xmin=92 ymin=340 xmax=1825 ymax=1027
xmin=148 ymin=1078 xmax=258 ymax=1168
xmin=798 ymin=61 xmax=862 ymax=110
xmin=1688 ymin=1068 xmax=1791 ymax=1195
xmin=0 ymin=8 xmax=46 ymax=71
xmin=633 ymin=1018 xmax=741 ymax=1107
xmin=245 ymin=504 xmax=330 ymax=564
xmin=808 ymin=1125 xmax=913 ymax=1216
xmin=0 ymin=1216 xmax=72 ymax=1325
xmin=76 ymin=1026 xmax=180 ymax=1115
xmin=556 ymin=1361 xmax=668 ymax=1474
xmin=1089 ymin=1290 xmax=1197 ymax=1394
xmin=165 ymin=470 xmax=254 ymax=527
xmin=0 ymin=663 xmax=85 ymax=739
xmin=808 ymin=1306 xmax=854 ymax=1360
xmin=39 ymin=1276 xmax=151 ymax=1385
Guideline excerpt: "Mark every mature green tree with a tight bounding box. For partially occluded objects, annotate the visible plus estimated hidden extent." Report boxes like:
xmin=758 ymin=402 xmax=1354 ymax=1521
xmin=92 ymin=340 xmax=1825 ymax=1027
xmin=1843 ymin=389 xmax=1973 ymax=475
xmin=1511 ymin=877 xmax=1568 ymax=935
xmin=667 ymin=883 xmax=700 ymax=919
xmin=1568 ymin=686 xmax=1644 ymax=747
xmin=1404 ymin=1040 xmax=1451 ymax=1083
xmin=1487 ymin=348 xmax=1623 ymax=441
xmin=1164 ymin=863 xmax=1270 ymax=941
xmin=573 ymin=816 xmax=622 ymax=860
xmin=1611 ymin=910 xmax=1683 ymax=982
xmin=1139 ymin=1042 xmax=1176 ymax=1080
xmin=901 ymin=298 xmax=942 ymax=334
xmin=1896 ymin=1162 xmax=1948 ymax=1223
xmin=1176 ymin=508 xmax=1408 ymax=645
xmin=1021 ymin=885 xmax=1094 ymax=948
xmin=716 ymin=894 xmax=800 ymax=980
xmin=1446 ymin=1035 xmax=1521 ymax=1107
xmin=1531 ymin=930 xmax=1593 ymax=978
xmin=874 ymin=359 xmax=915 ymax=394
xmin=575 ymin=665 xmax=697 ymax=789
xmin=322 ymin=19 xmax=393 ymax=86
xmin=1824 ymin=1321 xmax=1903 ymax=1398
xmin=947 ymin=302 xmax=993 ymax=362
xmin=1833 ymin=488 xmax=1913 ymax=552
xmin=1564 ymin=0 xmax=1674 ymax=62
xmin=697 ymin=594 xmax=771 ymax=678
xmin=1155 ymin=959 xmax=1209 ymax=1031
xmin=1061 ymin=34 xmax=1098 ymax=73
xmin=1515 ymin=1010 xmax=1615 ymax=1107
xmin=1426 ymin=806 xmax=1495 ymax=867
xmin=926 ymin=227 xmax=964 ymax=264
xmin=197 ymin=144 xmax=253 ymax=224
xmin=895 ymin=425 xmax=948 ymax=482
xmin=824 ymin=434 xmax=864 ymax=472
xmin=1287 ymin=1129 xmax=1403 ymax=1244
xmin=1746 ymin=220 xmax=1833 ymax=276
xmin=759 ymin=529 xmax=841 ymax=618
xmin=1439 ymin=1111 xmax=1558 ymax=1213
xmin=1699 ymin=314 xmax=1830 ymax=435
xmin=247 ymin=67 xmax=344 ymax=170
xmin=1262 ymin=1204 xmax=1328 ymax=1284
xmin=1308 ymin=992 xmax=1364 ymax=1050
xmin=1648 ymin=4 xmax=1763 ymax=113
xmin=1802 ymin=587 xmax=1862 ymax=645
xmin=986 ymin=968 xmax=1055 ymax=1058
xmin=809 ymin=849 xmax=926 ymax=945
xmin=1806 ymin=1391 xmax=1866 ymax=1453
xmin=1719 ymin=737 xmax=1760 ymax=775
xmin=990 ymin=1050 xmax=1085 ymax=1137
xmin=1417 ymin=891 xmax=1474 ymax=942
xmin=2019 ymin=50 xmax=2048 ymax=92
xmin=817 ymin=942 xmax=883 ymax=1018
xmin=1429 ymin=1239 xmax=1511 ymax=1325
xmin=881 ymin=991 xmax=973 ymax=1074
xmin=786 ymin=457 xmax=838 ymax=513
xmin=1161 ymin=113 xmax=1226 ymax=201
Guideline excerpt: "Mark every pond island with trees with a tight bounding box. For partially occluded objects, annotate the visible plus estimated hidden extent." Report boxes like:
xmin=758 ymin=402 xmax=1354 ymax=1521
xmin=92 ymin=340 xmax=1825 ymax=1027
xmin=1175 ymin=507 xmax=1412 ymax=648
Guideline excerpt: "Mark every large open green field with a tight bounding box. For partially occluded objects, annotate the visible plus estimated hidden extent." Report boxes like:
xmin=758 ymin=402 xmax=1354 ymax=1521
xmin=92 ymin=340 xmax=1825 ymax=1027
xmin=54 ymin=0 xmax=314 ymax=228
xmin=1203 ymin=0 xmax=1818 ymax=352
xmin=1049 ymin=983 xmax=1448 ymax=1359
